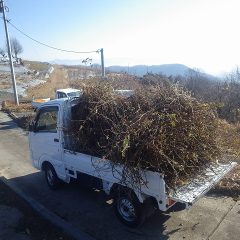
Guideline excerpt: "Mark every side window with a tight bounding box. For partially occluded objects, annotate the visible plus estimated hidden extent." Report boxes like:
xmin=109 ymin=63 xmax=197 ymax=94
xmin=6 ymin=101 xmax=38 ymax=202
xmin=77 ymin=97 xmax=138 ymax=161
xmin=58 ymin=92 xmax=67 ymax=98
xmin=35 ymin=107 xmax=58 ymax=133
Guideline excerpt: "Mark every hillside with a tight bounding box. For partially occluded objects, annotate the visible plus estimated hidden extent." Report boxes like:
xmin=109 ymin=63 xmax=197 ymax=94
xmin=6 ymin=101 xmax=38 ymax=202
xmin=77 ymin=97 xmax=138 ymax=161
xmin=0 ymin=61 xmax=53 ymax=98
xmin=106 ymin=64 xmax=190 ymax=76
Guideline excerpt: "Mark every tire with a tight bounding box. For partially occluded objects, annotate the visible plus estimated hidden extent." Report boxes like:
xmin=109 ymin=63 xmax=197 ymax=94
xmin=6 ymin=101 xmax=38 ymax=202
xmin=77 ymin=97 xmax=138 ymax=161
xmin=44 ymin=164 xmax=61 ymax=190
xmin=114 ymin=190 xmax=145 ymax=227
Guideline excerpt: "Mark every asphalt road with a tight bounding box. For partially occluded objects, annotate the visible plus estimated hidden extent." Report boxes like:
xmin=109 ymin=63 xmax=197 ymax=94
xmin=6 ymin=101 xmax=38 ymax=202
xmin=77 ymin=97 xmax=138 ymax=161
xmin=0 ymin=110 xmax=239 ymax=240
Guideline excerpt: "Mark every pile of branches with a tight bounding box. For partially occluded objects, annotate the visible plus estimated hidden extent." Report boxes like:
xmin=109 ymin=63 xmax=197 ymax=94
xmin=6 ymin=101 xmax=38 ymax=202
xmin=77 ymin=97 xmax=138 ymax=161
xmin=69 ymin=83 xmax=220 ymax=189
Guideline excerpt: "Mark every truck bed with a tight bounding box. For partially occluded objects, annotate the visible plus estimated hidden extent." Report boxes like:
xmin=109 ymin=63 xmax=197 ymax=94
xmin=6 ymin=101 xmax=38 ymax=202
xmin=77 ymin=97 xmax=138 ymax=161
xmin=63 ymin=149 xmax=237 ymax=210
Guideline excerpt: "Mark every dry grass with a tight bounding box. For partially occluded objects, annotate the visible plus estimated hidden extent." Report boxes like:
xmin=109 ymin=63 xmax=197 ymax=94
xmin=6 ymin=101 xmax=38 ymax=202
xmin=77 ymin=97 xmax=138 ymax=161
xmin=216 ymin=165 xmax=240 ymax=193
xmin=0 ymin=73 xmax=11 ymax=89
xmin=23 ymin=60 xmax=50 ymax=71
xmin=216 ymin=120 xmax=240 ymax=159
xmin=1 ymin=101 xmax=34 ymax=130
xmin=215 ymin=120 xmax=240 ymax=195
xmin=26 ymin=65 xmax=69 ymax=99
xmin=70 ymin=73 xmax=140 ymax=90
xmin=0 ymin=80 xmax=10 ymax=87
xmin=2 ymin=101 xmax=32 ymax=113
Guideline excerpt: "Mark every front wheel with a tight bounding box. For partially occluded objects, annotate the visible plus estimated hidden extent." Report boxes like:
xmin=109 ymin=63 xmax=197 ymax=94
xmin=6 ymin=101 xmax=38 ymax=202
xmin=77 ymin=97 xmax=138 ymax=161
xmin=44 ymin=164 xmax=61 ymax=190
xmin=114 ymin=191 xmax=145 ymax=227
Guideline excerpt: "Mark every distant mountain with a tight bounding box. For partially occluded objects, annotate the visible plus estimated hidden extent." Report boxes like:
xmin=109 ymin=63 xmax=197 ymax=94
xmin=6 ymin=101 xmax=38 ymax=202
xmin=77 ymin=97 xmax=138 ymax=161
xmin=50 ymin=59 xmax=84 ymax=66
xmin=49 ymin=59 xmax=102 ymax=71
xmin=49 ymin=60 xmax=219 ymax=80
xmin=106 ymin=64 xmax=191 ymax=76
xmin=50 ymin=62 xmax=191 ymax=75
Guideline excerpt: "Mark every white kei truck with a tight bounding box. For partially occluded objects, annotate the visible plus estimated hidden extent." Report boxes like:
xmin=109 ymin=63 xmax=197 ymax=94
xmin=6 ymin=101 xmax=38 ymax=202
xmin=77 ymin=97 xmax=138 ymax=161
xmin=28 ymin=97 xmax=237 ymax=227
xmin=31 ymin=88 xmax=82 ymax=108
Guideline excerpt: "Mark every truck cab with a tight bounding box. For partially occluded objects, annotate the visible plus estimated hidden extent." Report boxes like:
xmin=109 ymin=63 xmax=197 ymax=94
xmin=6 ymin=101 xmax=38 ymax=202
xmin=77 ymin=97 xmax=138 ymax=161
xmin=32 ymin=88 xmax=82 ymax=109
xmin=55 ymin=88 xmax=82 ymax=99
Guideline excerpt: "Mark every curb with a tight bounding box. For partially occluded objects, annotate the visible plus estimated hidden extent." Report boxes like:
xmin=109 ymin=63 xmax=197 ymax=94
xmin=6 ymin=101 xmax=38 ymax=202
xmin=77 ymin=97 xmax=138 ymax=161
xmin=0 ymin=176 xmax=95 ymax=240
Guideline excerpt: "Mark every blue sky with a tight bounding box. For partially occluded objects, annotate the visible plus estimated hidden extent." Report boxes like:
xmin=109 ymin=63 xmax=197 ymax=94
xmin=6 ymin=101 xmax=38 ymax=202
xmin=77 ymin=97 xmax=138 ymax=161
xmin=1 ymin=0 xmax=240 ymax=75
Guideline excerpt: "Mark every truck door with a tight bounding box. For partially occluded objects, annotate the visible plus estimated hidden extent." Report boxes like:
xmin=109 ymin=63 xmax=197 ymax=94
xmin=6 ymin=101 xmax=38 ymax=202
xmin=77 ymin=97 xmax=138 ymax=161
xmin=29 ymin=106 xmax=65 ymax=178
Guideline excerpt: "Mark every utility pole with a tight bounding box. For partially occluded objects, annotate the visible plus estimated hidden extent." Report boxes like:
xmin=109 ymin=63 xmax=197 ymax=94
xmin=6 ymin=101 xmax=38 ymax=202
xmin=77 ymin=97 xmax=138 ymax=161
xmin=100 ymin=48 xmax=105 ymax=78
xmin=0 ymin=0 xmax=19 ymax=105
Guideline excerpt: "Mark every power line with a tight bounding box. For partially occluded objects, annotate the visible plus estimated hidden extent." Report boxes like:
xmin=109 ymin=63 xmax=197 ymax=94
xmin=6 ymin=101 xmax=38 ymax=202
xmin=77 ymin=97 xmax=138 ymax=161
xmin=0 ymin=15 xmax=105 ymax=77
xmin=7 ymin=20 xmax=99 ymax=54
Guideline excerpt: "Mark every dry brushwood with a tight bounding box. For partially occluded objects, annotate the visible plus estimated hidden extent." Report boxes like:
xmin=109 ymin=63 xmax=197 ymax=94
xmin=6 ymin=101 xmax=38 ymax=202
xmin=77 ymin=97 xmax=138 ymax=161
xmin=68 ymin=83 xmax=220 ymax=190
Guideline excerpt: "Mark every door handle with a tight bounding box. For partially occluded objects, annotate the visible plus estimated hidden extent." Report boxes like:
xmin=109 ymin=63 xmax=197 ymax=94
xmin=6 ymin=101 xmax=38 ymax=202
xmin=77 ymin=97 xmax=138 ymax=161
xmin=54 ymin=138 xmax=59 ymax=142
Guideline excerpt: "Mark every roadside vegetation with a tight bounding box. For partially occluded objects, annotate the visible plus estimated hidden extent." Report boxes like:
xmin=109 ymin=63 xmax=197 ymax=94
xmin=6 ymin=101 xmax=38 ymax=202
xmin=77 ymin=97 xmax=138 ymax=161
xmin=2 ymin=101 xmax=32 ymax=112
xmin=23 ymin=60 xmax=50 ymax=72
xmin=1 ymin=101 xmax=34 ymax=129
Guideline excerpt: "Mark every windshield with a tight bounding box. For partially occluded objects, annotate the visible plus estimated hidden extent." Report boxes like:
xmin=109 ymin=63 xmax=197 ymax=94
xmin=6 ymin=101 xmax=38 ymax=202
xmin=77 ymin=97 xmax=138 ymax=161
xmin=67 ymin=91 xmax=81 ymax=98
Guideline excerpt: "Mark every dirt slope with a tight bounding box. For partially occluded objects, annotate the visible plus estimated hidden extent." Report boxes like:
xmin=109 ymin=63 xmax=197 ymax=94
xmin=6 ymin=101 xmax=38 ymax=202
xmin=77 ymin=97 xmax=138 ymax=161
xmin=26 ymin=65 xmax=69 ymax=99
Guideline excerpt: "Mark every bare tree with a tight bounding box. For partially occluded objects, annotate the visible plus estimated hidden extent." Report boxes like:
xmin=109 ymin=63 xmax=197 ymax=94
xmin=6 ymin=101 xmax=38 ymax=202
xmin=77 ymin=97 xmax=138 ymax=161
xmin=0 ymin=48 xmax=5 ymax=57
xmin=9 ymin=37 xmax=23 ymax=59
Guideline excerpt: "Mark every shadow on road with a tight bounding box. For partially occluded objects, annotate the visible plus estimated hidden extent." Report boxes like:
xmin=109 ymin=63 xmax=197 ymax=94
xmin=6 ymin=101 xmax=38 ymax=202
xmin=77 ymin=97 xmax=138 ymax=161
xmin=2 ymin=172 xmax=183 ymax=240
xmin=0 ymin=116 xmax=29 ymax=136
xmin=0 ymin=119 xmax=18 ymax=130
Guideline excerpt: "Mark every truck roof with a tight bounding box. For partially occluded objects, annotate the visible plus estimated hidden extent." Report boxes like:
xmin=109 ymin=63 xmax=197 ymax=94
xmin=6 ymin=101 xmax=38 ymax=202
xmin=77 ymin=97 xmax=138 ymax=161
xmin=38 ymin=98 xmax=68 ymax=108
xmin=56 ymin=88 xmax=80 ymax=94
